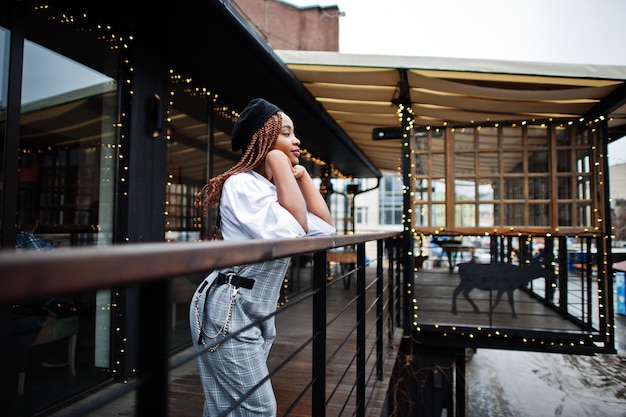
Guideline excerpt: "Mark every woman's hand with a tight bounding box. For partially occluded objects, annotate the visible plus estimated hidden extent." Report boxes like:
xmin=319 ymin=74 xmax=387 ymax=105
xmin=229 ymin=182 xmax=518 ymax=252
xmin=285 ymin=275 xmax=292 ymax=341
xmin=293 ymin=164 xmax=306 ymax=179
xmin=265 ymin=150 xmax=308 ymax=231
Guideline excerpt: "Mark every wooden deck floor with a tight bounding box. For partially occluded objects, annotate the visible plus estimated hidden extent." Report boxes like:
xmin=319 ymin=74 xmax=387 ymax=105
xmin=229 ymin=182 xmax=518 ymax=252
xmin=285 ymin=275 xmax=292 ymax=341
xmin=54 ymin=265 xmax=398 ymax=417
xmin=51 ymin=264 xmax=619 ymax=417
xmin=414 ymin=267 xmax=582 ymax=332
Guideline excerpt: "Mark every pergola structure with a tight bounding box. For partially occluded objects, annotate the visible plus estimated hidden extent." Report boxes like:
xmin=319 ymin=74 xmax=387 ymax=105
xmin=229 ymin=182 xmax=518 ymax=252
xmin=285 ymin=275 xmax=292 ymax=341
xmin=277 ymin=50 xmax=626 ymax=355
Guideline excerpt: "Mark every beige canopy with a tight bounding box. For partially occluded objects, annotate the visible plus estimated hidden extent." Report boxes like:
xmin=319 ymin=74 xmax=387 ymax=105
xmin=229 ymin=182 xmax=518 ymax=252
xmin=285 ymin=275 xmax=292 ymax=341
xmin=276 ymin=50 xmax=626 ymax=173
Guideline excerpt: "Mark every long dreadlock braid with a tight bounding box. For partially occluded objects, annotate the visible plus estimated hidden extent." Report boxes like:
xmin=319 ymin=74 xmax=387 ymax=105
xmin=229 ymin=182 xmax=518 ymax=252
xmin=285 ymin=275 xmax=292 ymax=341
xmin=196 ymin=113 xmax=283 ymax=212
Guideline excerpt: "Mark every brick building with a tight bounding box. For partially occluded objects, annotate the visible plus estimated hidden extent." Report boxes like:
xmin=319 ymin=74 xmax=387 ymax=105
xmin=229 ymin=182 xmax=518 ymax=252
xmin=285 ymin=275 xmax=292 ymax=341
xmin=233 ymin=0 xmax=340 ymax=51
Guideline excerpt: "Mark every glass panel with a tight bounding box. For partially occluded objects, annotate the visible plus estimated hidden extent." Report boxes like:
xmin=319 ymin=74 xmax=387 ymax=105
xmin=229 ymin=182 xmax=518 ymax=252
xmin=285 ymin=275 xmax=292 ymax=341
xmin=557 ymin=177 xmax=571 ymax=199
xmin=165 ymin=76 xmax=211 ymax=243
xmin=455 ymin=203 xmax=475 ymax=227
xmin=454 ymin=128 xmax=474 ymax=151
xmin=455 ymin=152 xmax=474 ymax=176
xmin=529 ymin=203 xmax=550 ymax=226
xmin=19 ymin=40 xmax=116 ymax=245
xmin=414 ymin=153 xmax=429 ymax=175
xmin=555 ymin=125 xmax=570 ymax=145
xmin=414 ymin=203 xmax=428 ymax=226
xmin=577 ymin=203 xmax=591 ymax=227
xmin=576 ymin=149 xmax=591 ymax=173
xmin=454 ymin=179 xmax=475 ymax=202
xmin=494 ymin=203 xmax=503 ymax=226
xmin=501 ymin=126 xmax=523 ymax=148
xmin=577 ymin=176 xmax=591 ymax=200
xmin=504 ymin=203 xmax=525 ymax=226
xmin=503 ymin=178 xmax=524 ymax=199
xmin=431 ymin=153 xmax=445 ymax=177
xmin=478 ymin=126 xmax=498 ymax=149
xmin=430 ymin=133 xmax=445 ymax=152
xmin=415 ymin=132 xmax=428 ymax=151
xmin=558 ymin=203 xmax=572 ymax=226
xmin=414 ymin=179 xmax=430 ymax=200
xmin=14 ymin=36 xmax=116 ymax=412
xmin=529 ymin=176 xmax=549 ymax=199
xmin=0 ymin=27 xmax=7 ymax=237
xmin=478 ymin=180 xmax=496 ymax=201
xmin=557 ymin=150 xmax=571 ymax=172
xmin=528 ymin=151 xmax=548 ymax=172
xmin=431 ymin=203 xmax=446 ymax=227
xmin=527 ymin=125 xmax=549 ymax=147
xmin=479 ymin=152 xmax=499 ymax=176
xmin=576 ymin=129 xmax=590 ymax=145
xmin=502 ymin=151 xmax=523 ymax=173
xmin=379 ymin=174 xmax=404 ymax=226
xmin=433 ymin=178 xmax=446 ymax=202
xmin=478 ymin=203 xmax=495 ymax=227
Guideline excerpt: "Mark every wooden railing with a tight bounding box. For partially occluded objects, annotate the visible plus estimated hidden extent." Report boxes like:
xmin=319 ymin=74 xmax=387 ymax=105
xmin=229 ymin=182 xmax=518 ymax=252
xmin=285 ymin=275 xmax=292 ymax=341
xmin=1 ymin=232 xmax=402 ymax=417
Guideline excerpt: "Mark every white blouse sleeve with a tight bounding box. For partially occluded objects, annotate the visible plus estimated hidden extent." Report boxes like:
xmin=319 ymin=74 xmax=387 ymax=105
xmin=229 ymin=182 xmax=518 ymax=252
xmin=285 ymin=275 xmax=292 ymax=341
xmin=220 ymin=172 xmax=335 ymax=240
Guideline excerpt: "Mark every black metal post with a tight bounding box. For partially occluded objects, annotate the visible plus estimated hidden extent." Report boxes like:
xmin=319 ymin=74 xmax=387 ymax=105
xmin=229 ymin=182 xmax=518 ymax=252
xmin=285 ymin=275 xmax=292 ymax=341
xmin=376 ymin=239 xmax=384 ymax=380
xmin=398 ymin=81 xmax=415 ymax=334
xmin=312 ymin=250 xmax=327 ymax=417
xmin=136 ymin=280 xmax=170 ymax=417
xmin=356 ymin=242 xmax=366 ymax=416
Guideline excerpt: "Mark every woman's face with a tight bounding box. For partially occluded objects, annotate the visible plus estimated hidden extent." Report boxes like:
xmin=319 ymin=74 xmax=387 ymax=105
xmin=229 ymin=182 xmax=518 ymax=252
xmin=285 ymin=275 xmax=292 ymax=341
xmin=271 ymin=112 xmax=301 ymax=166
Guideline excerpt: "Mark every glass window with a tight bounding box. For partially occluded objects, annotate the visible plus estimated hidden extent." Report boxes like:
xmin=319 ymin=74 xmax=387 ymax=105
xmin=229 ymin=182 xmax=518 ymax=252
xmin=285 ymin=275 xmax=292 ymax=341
xmin=503 ymin=178 xmax=524 ymax=199
xmin=529 ymin=203 xmax=550 ymax=226
xmin=9 ymin=7 xmax=120 ymax=411
xmin=379 ymin=174 xmax=403 ymax=226
xmin=502 ymin=126 xmax=523 ymax=148
xmin=455 ymin=203 xmax=476 ymax=227
xmin=558 ymin=203 xmax=572 ymax=226
xmin=455 ymin=179 xmax=475 ymax=202
xmin=0 ymin=27 xmax=8 ymax=238
xmin=431 ymin=203 xmax=446 ymax=227
xmin=527 ymin=125 xmax=549 ymax=147
xmin=477 ymin=126 xmax=498 ymax=149
xmin=504 ymin=203 xmax=525 ymax=226
xmin=164 ymin=75 xmax=212 ymax=243
xmin=529 ymin=176 xmax=549 ymax=199
xmin=478 ymin=180 xmax=496 ymax=201
xmin=478 ymin=203 xmax=495 ymax=227
xmin=528 ymin=151 xmax=549 ymax=173
xmin=455 ymin=152 xmax=475 ymax=176
xmin=411 ymin=123 xmax=600 ymax=231
xmin=479 ymin=153 xmax=499 ymax=176
xmin=454 ymin=128 xmax=474 ymax=151
xmin=18 ymin=40 xmax=116 ymax=246
xmin=355 ymin=206 xmax=367 ymax=224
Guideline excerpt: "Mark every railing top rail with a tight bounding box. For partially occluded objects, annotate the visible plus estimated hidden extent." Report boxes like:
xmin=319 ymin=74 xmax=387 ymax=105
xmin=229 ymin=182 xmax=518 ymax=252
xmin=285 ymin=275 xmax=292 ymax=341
xmin=0 ymin=232 xmax=399 ymax=304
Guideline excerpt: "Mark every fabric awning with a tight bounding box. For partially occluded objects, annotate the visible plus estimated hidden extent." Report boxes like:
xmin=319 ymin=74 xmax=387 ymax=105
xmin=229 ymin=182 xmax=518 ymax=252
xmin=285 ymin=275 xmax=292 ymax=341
xmin=276 ymin=50 xmax=626 ymax=173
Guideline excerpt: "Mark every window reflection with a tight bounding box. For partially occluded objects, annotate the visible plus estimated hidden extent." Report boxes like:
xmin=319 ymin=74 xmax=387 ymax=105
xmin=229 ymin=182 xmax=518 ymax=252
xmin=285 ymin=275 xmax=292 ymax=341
xmin=10 ymin=36 xmax=117 ymax=413
xmin=412 ymin=123 xmax=598 ymax=230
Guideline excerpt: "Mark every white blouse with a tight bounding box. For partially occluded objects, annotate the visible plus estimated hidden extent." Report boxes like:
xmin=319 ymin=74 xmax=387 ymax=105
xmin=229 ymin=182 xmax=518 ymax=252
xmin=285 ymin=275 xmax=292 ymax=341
xmin=219 ymin=170 xmax=336 ymax=240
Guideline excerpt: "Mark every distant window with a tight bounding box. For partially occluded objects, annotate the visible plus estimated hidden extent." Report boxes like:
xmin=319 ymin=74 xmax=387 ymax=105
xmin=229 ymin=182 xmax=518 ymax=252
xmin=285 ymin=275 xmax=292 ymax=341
xmin=379 ymin=174 xmax=403 ymax=226
xmin=355 ymin=206 xmax=367 ymax=224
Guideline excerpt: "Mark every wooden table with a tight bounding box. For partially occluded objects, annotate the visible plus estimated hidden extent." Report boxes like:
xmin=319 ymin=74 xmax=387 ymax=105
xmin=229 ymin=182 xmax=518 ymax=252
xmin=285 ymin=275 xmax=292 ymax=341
xmin=327 ymin=249 xmax=357 ymax=289
xmin=441 ymin=244 xmax=475 ymax=273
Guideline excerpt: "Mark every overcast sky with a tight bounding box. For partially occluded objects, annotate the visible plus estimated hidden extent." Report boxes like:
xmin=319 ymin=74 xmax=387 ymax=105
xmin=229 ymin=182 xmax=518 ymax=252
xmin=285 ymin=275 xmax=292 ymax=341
xmin=282 ymin=0 xmax=626 ymax=164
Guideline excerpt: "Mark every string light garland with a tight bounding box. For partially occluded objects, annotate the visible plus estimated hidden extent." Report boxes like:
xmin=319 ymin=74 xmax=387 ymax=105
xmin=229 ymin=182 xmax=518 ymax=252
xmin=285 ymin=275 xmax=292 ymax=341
xmin=392 ymin=100 xmax=615 ymax=350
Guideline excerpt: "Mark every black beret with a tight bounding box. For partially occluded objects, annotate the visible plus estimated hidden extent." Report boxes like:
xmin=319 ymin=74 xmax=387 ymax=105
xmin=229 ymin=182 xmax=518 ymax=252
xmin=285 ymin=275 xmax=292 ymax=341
xmin=231 ymin=98 xmax=281 ymax=151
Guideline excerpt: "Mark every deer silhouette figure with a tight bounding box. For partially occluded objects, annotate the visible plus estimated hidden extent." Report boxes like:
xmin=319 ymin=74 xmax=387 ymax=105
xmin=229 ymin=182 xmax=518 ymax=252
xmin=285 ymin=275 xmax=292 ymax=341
xmin=452 ymin=262 xmax=555 ymax=318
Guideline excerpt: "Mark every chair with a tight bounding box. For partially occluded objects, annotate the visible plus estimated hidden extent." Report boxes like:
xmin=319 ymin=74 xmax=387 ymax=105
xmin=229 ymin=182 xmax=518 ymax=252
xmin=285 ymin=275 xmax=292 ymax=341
xmin=17 ymin=310 xmax=79 ymax=395
xmin=171 ymin=277 xmax=193 ymax=330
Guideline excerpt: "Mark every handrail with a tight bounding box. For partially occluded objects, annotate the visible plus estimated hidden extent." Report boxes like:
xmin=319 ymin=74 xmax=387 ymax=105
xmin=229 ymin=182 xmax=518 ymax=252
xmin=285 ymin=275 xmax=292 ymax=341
xmin=2 ymin=231 xmax=402 ymax=417
xmin=0 ymin=232 xmax=398 ymax=304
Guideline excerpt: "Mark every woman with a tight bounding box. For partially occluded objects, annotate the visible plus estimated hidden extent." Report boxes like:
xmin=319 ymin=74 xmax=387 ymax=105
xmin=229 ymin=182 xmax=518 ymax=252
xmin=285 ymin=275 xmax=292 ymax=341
xmin=190 ymin=98 xmax=335 ymax=416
